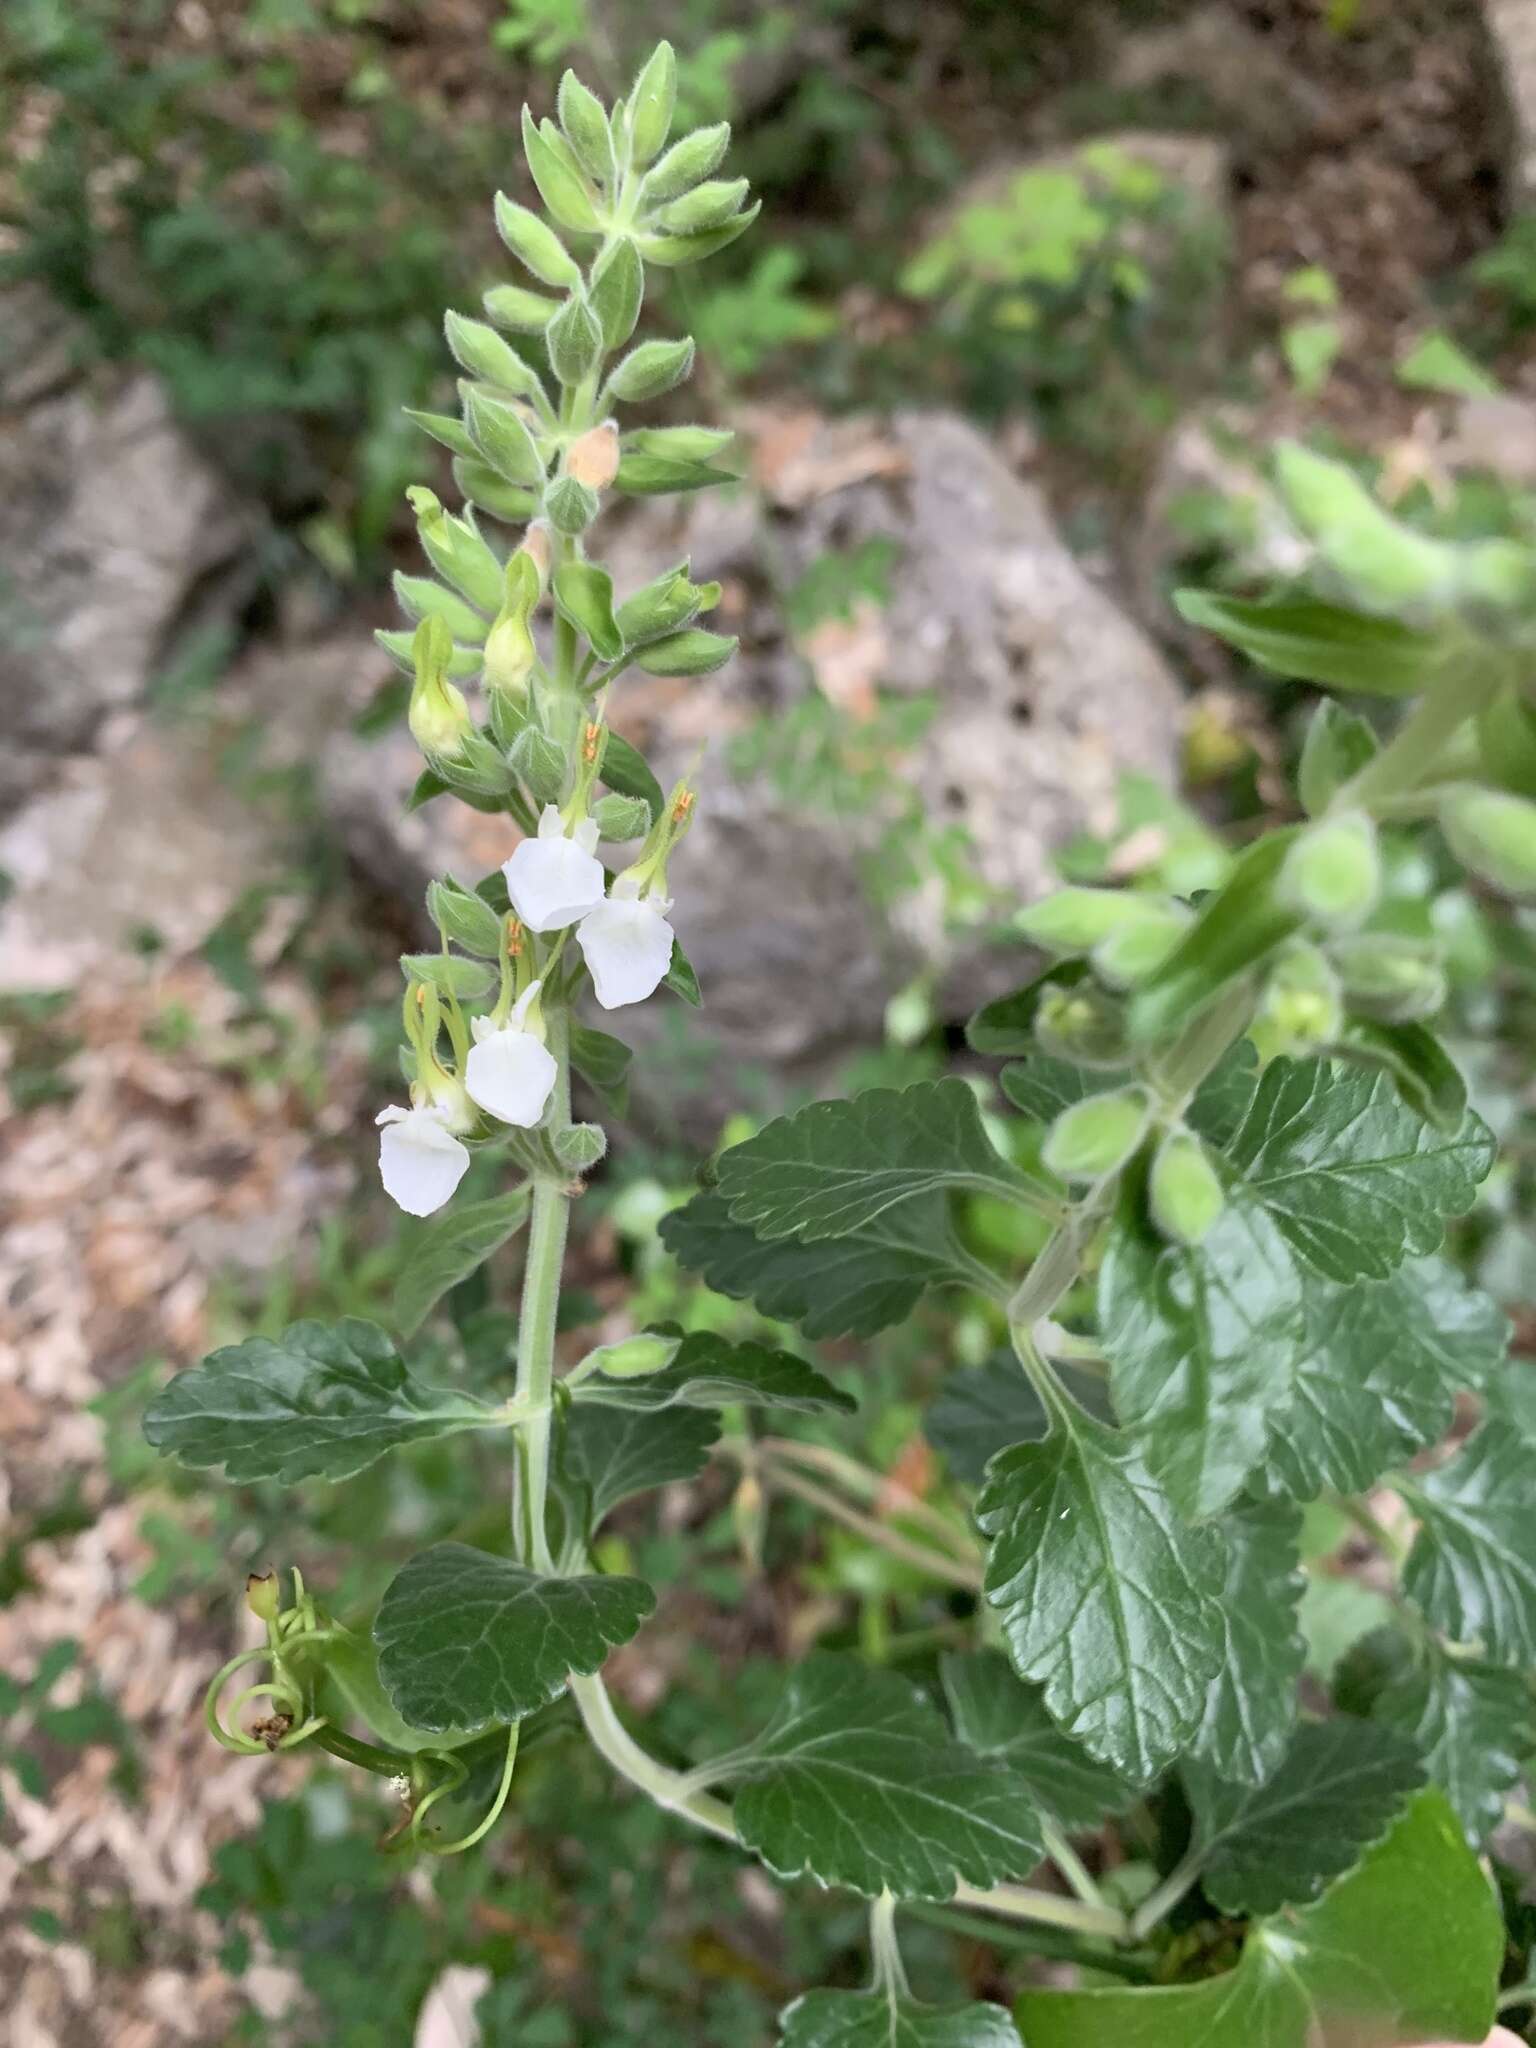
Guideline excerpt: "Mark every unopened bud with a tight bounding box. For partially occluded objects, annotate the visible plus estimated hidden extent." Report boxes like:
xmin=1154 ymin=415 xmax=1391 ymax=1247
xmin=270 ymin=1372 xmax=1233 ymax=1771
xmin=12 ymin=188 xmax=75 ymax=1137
xmin=587 ymin=1332 xmax=682 ymax=1379
xmin=1041 ymin=1084 xmax=1152 ymax=1183
xmin=407 ymin=617 xmax=474 ymax=761
xmin=509 ymin=724 xmax=567 ymax=805
xmin=1476 ymin=690 xmax=1536 ymax=800
xmin=1148 ymin=1129 xmax=1225 ymax=1247
xmin=1092 ymin=903 xmax=1190 ymax=989
xmin=483 ymin=553 xmax=541 ymax=700
xmin=1016 ymin=887 xmax=1167 ymax=957
xmin=1255 ymin=943 xmax=1343 ymax=1058
xmin=545 ymin=475 xmax=600 ymax=535
xmin=591 ymin=792 xmax=651 ymax=840
xmin=246 ymin=1570 xmax=281 ymax=1623
xmin=1279 ymin=812 xmax=1380 ymax=929
xmin=1273 ymin=442 xmax=1455 ymax=612
xmin=520 ymin=521 xmax=553 ymax=589
xmin=1035 ymin=982 xmax=1130 ymax=1069
xmin=565 ymin=421 xmax=621 ymax=490
xmin=1332 ymin=933 xmax=1447 ymax=1022
xmin=1440 ymin=784 xmax=1536 ymax=901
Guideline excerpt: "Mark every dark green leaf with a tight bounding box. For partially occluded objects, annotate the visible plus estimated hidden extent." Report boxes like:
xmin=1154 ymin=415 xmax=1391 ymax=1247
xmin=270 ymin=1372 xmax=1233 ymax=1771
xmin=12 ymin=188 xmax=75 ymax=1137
xmin=1015 ymin=1791 xmax=1499 ymax=2047
xmin=721 ymin=1654 xmax=1042 ymax=1900
xmin=1338 ymin=1020 xmax=1468 ymax=1132
xmin=977 ymin=1411 xmax=1228 ymax=1783
xmin=394 ymin=1190 xmax=532 ymax=1339
xmin=576 ymin=1331 xmax=853 ymax=1415
xmin=1187 ymin=1718 xmax=1424 ymax=1917
xmin=1225 ymin=1057 xmax=1494 ymax=1282
xmin=941 ymin=1650 xmax=1132 ymax=1831
xmin=559 ymin=1403 xmax=719 ymax=1526
xmin=1173 ymin=590 xmax=1444 ymax=696
xmin=1359 ymin=1640 xmax=1534 ymax=1844
xmin=569 ymin=1022 xmax=632 ymax=1117
xmin=143 ymin=1319 xmax=494 ymax=1483
xmin=598 ymin=729 xmax=665 ymax=821
xmin=925 ymin=1358 xmax=1112 ymax=1488
xmin=661 ymin=1191 xmax=989 ymax=1341
xmin=1100 ymin=1175 xmax=1303 ymax=1517
xmin=716 ymin=1081 xmax=1039 ymax=1245
xmin=780 ymin=1991 xmax=1020 ymax=2048
xmin=374 ymin=1542 xmax=654 ymax=1734
xmin=1400 ymin=1419 xmax=1536 ymax=1665
xmin=998 ymin=1058 xmax=1123 ymax=1124
xmin=1189 ymin=1501 xmax=1305 ymax=1786
xmin=1261 ymin=1258 xmax=1507 ymax=1501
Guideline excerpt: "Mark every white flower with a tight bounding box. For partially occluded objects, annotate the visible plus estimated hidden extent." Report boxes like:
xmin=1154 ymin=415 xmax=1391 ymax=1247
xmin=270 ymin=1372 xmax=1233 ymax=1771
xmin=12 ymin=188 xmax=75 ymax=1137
xmin=463 ymin=981 xmax=557 ymax=1127
xmin=376 ymin=1103 xmax=470 ymax=1216
xmin=503 ymin=805 xmax=606 ymax=932
xmin=577 ymin=874 xmax=675 ymax=1010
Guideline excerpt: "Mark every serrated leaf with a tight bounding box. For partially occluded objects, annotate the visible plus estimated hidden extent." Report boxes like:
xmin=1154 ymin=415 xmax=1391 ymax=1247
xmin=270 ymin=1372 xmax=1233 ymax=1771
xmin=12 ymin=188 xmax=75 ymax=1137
xmin=576 ymin=1331 xmax=853 ymax=1415
xmin=977 ymin=1410 xmax=1227 ymax=1783
xmin=1224 ymin=1058 xmax=1494 ymax=1282
xmin=143 ymin=1319 xmax=495 ymax=1483
xmin=720 ymin=1654 xmax=1042 ymax=1899
xmin=1399 ymin=1418 xmax=1536 ymax=1664
xmin=559 ymin=1403 xmax=719 ymax=1527
xmin=1364 ymin=1642 xmax=1533 ymax=1844
xmin=660 ymin=1190 xmax=985 ymax=1340
xmin=1260 ymin=1258 xmax=1507 ymax=1500
xmin=1187 ymin=1718 xmax=1425 ymax=1917
xmin=940 ymin=1650 xmax=1132 ymax=1831
xmin=925 ymin=1357 xmax=1112 ymax=1488
xmin=1015 ymin=1790 xmax=1499 ymax=2048
xmin=1186 ymin=1500 xmax=1305 ymax=1786
xmin=781 ymin=1990 xmax=1021 ymax=2048
xmin=373 ymin=1542 xmax=655 ymax=1733
xmin=998 ymin=1056 xmax=1125 ymax=1123
xmin=717 ymin=1081 xmax=1039 ymax=1246
xmin=1100 ymin=1177 xmax=1303 ymax=1517
xmin=393 ymin=1190 xmax=532 ymax=1339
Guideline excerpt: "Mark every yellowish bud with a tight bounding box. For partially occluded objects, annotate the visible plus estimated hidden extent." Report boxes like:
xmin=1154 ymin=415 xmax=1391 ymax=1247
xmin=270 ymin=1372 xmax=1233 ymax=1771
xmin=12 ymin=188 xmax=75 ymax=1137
xmin=565 ymin=420 xmax=621 ymax=490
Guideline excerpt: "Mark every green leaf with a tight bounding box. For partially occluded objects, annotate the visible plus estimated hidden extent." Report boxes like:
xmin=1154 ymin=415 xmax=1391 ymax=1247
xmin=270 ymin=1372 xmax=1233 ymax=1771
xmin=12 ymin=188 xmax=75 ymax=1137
xmin=598 ymin=729 xmax=665 ymax=821
xmin=1187 ymin=1718 xmax=1425 ymax=1917
xmin=553 ymin=561 xmax=623 ymax=662
xmin=393 ymin=1190 xmax=532 ymax=1340
xmin=1260 ymin=1258 xmax=1507 ymax=1500
xmin=569 ymin=1022 xmax=632 ymax=1117
xmin=1352 ymin=1637 xmax=1534 ymax=1844
xmin=940 ymin=1650 xmax=1132 ymax=1832
xmin=663 ymin=937 xmax=703 ymax=1006
xmin=558 ymin=1403 xmax=719 ymax=1526
xmin=1398 ymin=329 xmax=1499 ymax=399
xmin=399 ymin=953 xmax=496 ymax=1001
xmin=1189 ymin=1501 xmax=1305 ymax=1786
xmin=633 ymin=627 xmax=737 ymax=675
xmin=661 ymin=1190 xmax=989 ymax=1342
xmin=1015 ymin=1791 xmax=1500 ymax=2048
xmin=716 ymin=1081 xmax=1039 ymax=1246
xmin=373 ymin=1542 xmax=654 ymax=1734
xmin=1100 ymin=1174 xmax=1303 ymax=1517
xmin=1338 ymin=1019 xmax=1468 ymax=1133
xmin=999 ymin=1057 xmax=1123 ymax=1125
xmin=977 ymin=1411 xmax=1227 ymax=1783
xmin=781 ymin=1990 xmax=1021 ymax=2048
xmin=925 ymin=1358 xmax=1112 ymax=1488
xmin=576 ymin=1331 xmax=853 ymax=1415
xmin=1172 ymin=590 xmax=1445 ymax=696
xmin=1224 ymin=1058 xmax=1494 ymax=1282
xmin=1399 ymin=1418 xmax=1536 ymax=1664
xmin=143 ymin=1319 xmax=495 ymax=1483
xmin=615 ymin=452 xmax=736 ymax=494
xmin=720 ymin=1654 xmax=1042 ymax=1899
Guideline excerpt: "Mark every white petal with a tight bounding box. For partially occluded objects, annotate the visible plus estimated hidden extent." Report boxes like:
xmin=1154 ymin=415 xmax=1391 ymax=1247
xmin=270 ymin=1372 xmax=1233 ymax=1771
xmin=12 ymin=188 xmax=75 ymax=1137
xmin=578 ymin=898 xmax=675 ymax=1009
xmin=503 ymin=835 xmax=607 ymax=933
xmin=464 ymin=1028 xmax=558 ymax=1127
xmin=573 ymin=818 xmax=601 ymax=856
xmin=378 ymin=1109 xmax=471 ymax=1215
xmin=535 ymin=804 xmax=564 ymax=840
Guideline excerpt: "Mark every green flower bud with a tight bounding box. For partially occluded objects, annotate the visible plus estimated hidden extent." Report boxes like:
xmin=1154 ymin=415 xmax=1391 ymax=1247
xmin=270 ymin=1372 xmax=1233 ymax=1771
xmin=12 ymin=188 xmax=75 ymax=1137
xmin=492 ymin=191 xmax=581 ymax=289
xmin=521 ymin=107 xmax=601 ymax=234
xmin=636 ymin=205 xmax=761 ymax=269
xmin=656 ymin=177 xmax=751 ymax=235
xmin=639 ymin=123 xmax=730 ymax=208
xmin=1041 ymin=1085 xmax=1152 ymax=1183
xmin=482 ymin=551 xmax=541 ymax=700
xmin=509 ymin=724 xmax=567 ymax=806
xmin=1476 ymin=689 xmax=1536 ymax=800
xmin=585 ymin=1332 xmax=682 ymax=1380
xmin=1035 ymin=981 xmax=1130 ymax=1070
xmin=1148 ymin=1129 xmax=1226 ymax=1247
xmin=627 ymin=42 xmax=677 ymax=168
xmin=407 ymin=617 xmax=475 ymax=762
xmin=1297 ymin=698 xmax=1377 ymax=817
xmin=557 ymin=70 xmax=616 ymax=187
xmin=1016 ymin=887 xmax=1163 ymax=955
xmin=1091 ymin=904 xmax=1191 ymax=989
xmin=444 ymin=311 xmax=545 ymax=399
xmin=483 ymin=283 xmax=559 ymax=332
xmin=545 ymin=475 xmax=599 ymax=535
xmin=546 ymin=292 xmax=605 ymax=389
xmin=591 ymin=792 xmax=652 ymax=840
xmin=556 ymin=1121 xmax=608 ymax=1172
xmin=392 ymin=571 xmax=488 ymax=645
xmin=245 ymin=1570 xmax=281 ymax=1623
xmin=1278 ymin=812 xmax=1380 ymax=929
xmin=426 ymin=878 xmax=503 ymax=958
xmin=589 ymin=236 xmax=645 ymax=350
xmin=375 ymin=626 xmax=481 ymax=679
xmin=1273 ymin=441 xmax=1456 ymax=612
xmin=1440 ymin=784 xmax=1536 ymax=901
xmin=607 ymin=337 xmax=696 ymax=404
xmin=406 ymin=487 xmax=505 ymax=613
xmin=1254 ymin=942 xmax=1343 ymax=1059
xmin=1331 ymin=933 xmax=1447 ymax=1022
xmin=615 ymin=562 xmax=703 ymax=641
xmin=464 ymin=387 xmax=546 ymax=488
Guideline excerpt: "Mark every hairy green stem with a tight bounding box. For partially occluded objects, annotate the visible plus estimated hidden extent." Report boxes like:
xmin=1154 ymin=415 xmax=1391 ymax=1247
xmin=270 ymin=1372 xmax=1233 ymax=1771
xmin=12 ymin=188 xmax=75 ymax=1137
xmin=512 ymin=1008 xmax=571 ymax=1571
xmin=1129 ymin=1846 xmax=1204 ymax=1941
xmin=1332 ymin=662 xmax=1501 ymax=817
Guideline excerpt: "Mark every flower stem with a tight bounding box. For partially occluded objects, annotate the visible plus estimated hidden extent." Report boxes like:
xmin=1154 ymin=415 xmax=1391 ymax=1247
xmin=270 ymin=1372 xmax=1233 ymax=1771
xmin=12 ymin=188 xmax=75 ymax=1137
xmin=512 ymin=1008 xmax=571 ymax=1572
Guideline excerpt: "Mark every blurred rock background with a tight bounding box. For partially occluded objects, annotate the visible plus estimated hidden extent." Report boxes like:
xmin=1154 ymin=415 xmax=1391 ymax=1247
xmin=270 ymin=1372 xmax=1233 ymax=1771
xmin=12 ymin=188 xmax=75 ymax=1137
xmin=4 ymin=2 xmax=1536 ymax=2042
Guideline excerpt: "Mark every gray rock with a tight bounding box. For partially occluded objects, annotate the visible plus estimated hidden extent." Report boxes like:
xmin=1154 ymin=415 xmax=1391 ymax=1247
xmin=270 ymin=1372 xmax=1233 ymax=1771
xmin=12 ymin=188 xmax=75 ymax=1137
xmin=0 ymin=290 xmax=245 ymax=813
xmin=1109 ymin=7 xmax=1330 ymax=156
xmin=321 ymin=410 xmax=1185 ymax=1108
xmin=1485 ymin=0 xmax=1536 ymax=202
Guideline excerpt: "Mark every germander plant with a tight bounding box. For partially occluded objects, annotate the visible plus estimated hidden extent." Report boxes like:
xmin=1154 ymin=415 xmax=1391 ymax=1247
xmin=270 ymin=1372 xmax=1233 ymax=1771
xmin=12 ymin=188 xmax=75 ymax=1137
xmin=144 ymin=44 xmax=1536 ymax=2044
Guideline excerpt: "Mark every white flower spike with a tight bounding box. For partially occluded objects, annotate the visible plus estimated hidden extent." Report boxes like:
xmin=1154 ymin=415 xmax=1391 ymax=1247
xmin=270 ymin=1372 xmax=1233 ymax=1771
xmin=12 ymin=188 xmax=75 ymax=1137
xmin=376 ymin=1103 xmax=471 ymax=1216
xmin=578 ymin=873 xmax=675 ymax=1010
xmin=504 ymin=805 xmax=606 ymax=932
xmin=464 ymin=980 xmax=557 ymax=1127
